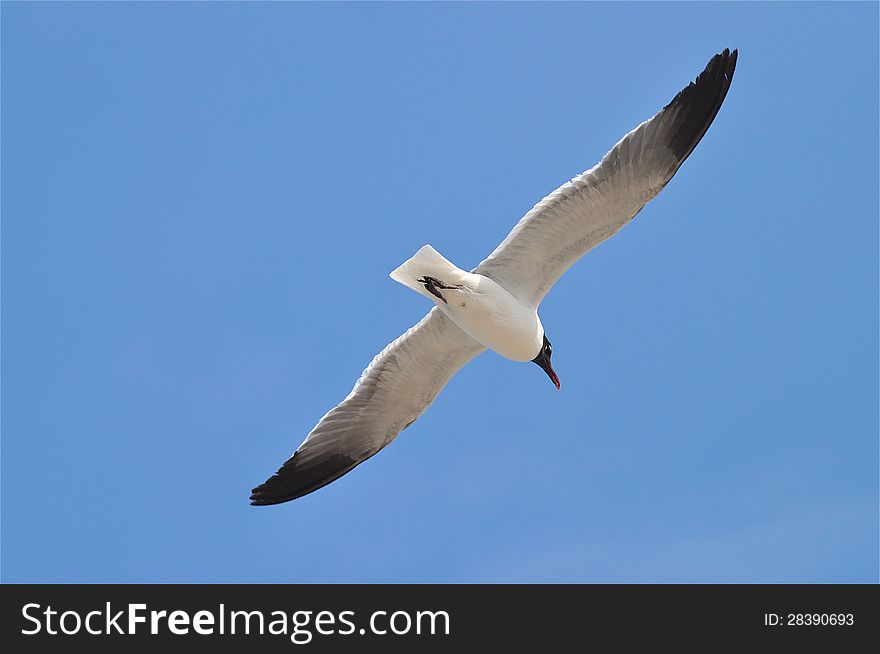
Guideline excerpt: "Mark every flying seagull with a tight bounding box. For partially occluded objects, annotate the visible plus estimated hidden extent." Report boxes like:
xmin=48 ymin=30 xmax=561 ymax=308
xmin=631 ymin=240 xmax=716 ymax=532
xmin=251 ymin=48 xmax=737 ymax=505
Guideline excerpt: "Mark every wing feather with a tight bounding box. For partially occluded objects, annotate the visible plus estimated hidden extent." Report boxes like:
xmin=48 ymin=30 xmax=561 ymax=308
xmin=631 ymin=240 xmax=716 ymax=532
xmin=474 ymin=49 xmax=737 ymax=306
xmin=250 ymin=308 xmax=484 ymax=505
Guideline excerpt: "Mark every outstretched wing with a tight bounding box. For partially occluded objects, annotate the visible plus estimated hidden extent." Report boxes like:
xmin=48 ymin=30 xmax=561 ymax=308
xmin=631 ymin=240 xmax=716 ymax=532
xmin=475 ymin=49 xmax=737 ymax=306
xmin=250 ymin=308 xmax=485 ymax=505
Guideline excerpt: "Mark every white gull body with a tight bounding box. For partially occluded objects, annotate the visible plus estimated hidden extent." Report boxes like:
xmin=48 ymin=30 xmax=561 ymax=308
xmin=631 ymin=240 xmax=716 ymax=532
xmin=390 ymin=245 xmax=543 ymax=362
xmin=251 ymin=49 xmax=737 ymax=505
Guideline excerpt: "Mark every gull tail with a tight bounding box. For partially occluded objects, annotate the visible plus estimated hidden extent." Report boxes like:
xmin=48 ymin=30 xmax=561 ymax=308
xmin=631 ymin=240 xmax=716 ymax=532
xmin=390 ymin=244 xmax=466 ymax=301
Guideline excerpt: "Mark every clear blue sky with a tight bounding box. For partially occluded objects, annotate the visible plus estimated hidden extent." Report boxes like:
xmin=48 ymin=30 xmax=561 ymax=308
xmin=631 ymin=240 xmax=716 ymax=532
xmin=2 ymin=2 xmax=877 ymax=583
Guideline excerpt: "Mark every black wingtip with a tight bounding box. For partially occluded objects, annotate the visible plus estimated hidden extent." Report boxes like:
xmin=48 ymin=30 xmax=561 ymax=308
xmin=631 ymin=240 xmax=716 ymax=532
xmin=249 ymin=483 xmax=283 ymax=506
xmin=662 ymin=48 xmax=738 ymax=168
xmin=249 ymin=451 xmax=366 ymax=506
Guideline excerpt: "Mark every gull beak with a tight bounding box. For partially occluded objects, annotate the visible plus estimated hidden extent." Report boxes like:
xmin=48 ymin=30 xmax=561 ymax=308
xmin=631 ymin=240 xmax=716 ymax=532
xmin=534 ymin=354 xmax=560 ymax=390
xmin=546 ymin=362 xmax=561 ymax=390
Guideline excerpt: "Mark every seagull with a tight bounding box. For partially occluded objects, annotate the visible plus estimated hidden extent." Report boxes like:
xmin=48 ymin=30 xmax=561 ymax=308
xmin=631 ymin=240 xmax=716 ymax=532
xmin=251 ymin=48 xmax=737 ymax=505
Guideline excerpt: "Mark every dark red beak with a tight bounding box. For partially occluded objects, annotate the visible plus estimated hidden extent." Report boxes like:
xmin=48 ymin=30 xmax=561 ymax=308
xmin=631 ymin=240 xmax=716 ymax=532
xmin=533 ymin=351 xmax=560 ymax=390
xmin=547 ymin=364 xmax=561 ymax=390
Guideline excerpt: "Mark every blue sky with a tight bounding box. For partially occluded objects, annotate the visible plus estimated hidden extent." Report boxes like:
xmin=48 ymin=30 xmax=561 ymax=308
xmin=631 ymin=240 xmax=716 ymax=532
xmin=2 ymin=2 xmax=877 ymax=583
